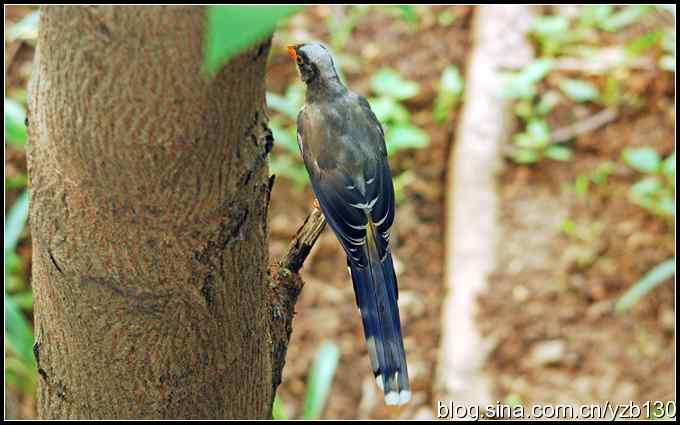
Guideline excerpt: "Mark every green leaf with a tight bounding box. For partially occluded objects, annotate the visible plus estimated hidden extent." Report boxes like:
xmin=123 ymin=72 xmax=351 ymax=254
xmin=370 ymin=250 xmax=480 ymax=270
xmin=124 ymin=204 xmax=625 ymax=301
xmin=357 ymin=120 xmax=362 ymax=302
xmin=661 ymin=151 xmax=676 ymax=179
xmin=535 ymin=90 xmax=561 ymax=115
xmin=5 ymin=172 xmax=28 ymax=191
xmin=660 ymin=55 xmax=676 ymax=72
xmin=437 ymin=10 xmax=456 ymax=26
xmin=367 ymin=97 xmax=410 ymax=124
xmin=514 ymin=118 xmax=551 ymax=149
xmin=269 ymin=155 xmax=309 ymax=189
xmin=269 ymin=121 xmax=298 ymax=156
xmin=4 ymin=190 xmax=35 ymax=392
xmin=600 ymin=5 xmax=651 ymax=32
xmin=5 ymin=191 xmax=29 ymax=253
xmin=580 ymin=5 xmax=614 ymax=28
xmin=433 ymin=65 xmax=464 ymax=123
xmin=5 ymin=291 xmax=36 ymax=369
xmin=266 ymin=92 xmax=299 ymax=119
xmin=397 ymin=5 xmax=418 ymax=23
xmin=616 ymin=258 xmax=675 ymax=311
xmin=629 ymin=176 xmax=663 ymax=213
xmin=511 ymin=148 xmax=541 ymax=164
xmin=302 ymin=341 xmax=340 ymax=420
xmin=625 ymin=30 xmax=663 ymax=57
xmin=386 ymin=124 xmax=429 ymax=155
xmin=544 ymin=145 xmax=573 ymax=161
xmin=558 ymin=78 xmax=600 ymax=103
xmin=526 ymin=119 xmax=551 ymax=145
xmin=622 ymin=147 xmax=661 ymax=174
xmin=500 ymin=59 xmax=554 ymax=100
xmin=9 ymin=10 xmax=40 ymax=42
xmin=272 ymin=395 xmax=288 ymax=420
xmin=371 ymin=68 xmax=420 ymax=100
xmin=393 ymin=170 xmax=415 ymax=204
xmin=5 ymin=98 xmax=28 ymax=146
xmin=204 ymin=5 xmax=302 ymax=75
xmin=531 ymin=15 xmax=570 ymax=56
xmin=11 ymin=291 xmax=34 ymax=311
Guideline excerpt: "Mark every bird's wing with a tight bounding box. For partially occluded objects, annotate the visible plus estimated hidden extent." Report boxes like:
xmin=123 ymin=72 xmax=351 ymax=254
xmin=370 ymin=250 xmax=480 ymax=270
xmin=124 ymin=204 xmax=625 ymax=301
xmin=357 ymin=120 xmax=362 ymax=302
xmin=297 ymin=99 xmax=395 ymax=267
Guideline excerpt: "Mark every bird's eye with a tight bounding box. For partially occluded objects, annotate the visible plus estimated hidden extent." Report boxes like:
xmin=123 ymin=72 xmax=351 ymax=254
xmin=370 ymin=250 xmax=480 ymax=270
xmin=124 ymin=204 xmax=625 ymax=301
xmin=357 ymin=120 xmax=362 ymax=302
xmin=296 ymin=56 xmax=304 ymax=65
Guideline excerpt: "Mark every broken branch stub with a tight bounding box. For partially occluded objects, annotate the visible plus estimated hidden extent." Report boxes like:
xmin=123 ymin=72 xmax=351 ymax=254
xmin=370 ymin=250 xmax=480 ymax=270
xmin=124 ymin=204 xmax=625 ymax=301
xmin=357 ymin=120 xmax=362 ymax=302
xmin=269 ymin=208 xmax=326 ymax=395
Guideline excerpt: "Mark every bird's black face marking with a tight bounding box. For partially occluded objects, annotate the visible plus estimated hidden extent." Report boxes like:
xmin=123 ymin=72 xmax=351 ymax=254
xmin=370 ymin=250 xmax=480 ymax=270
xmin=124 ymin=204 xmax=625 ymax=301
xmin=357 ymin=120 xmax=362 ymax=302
xmin=295 ymin=50 xmax=318 ymax=83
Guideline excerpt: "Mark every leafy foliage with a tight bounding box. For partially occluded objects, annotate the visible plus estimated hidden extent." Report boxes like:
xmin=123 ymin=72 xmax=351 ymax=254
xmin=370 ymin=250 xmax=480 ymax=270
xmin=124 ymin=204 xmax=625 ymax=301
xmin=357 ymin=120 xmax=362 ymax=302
xmin=204 ymin=5 xmax=302 ymax=75
xmin=503 ymin=5 xmax=671 ymax=165
xmin=5 ymin=191 xmax=36 ymax=394
xmin=5 ymin=98 xmax=28 ymax=147
xmin=433 ymin=65 xmax=464 ymax=123
xmin=622 ymin=147 xmax=675 ymax=218
xmin=302 ymin=341 xmax=340 ymax=419
xmin=616 ymin=258 xmax=676 ymax=312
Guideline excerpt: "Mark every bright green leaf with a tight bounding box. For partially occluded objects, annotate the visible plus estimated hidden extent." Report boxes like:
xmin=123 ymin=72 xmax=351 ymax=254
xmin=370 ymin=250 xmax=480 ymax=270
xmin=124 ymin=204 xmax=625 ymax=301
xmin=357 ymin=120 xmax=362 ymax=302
xmin=600 ymin=5 xmax=652 ymax=32
xmin=371 ymin=68 xmax=420 ymax=100
xmin=622 ymin=147 xmax=661 ymax=174
xmin=544 ymin=145 xmax=573 ymax=161
xmin=386 ymin=124 xmax=429 ymax=155
xmin=266 ymin=92 xmax=299 ymax=119
xmin=437 ymin=10 xmax=456 ymax=26
xmin=302 ymin=341 xmax=340 ymax=419
xmin=536 ymin=90 xmax=561 ymax=115
xmin=269 ymin=155 xmax=308 ymax=189
xmin=367 ymin=97 xmax=410 ymax=124
xmin=9 ymin=10 xmax=40 ymax=42
xmin=527 ymin=119 xmax=551 ymax=145
xmin=5 ymin=98 xmax=28 ymax=146
xmin=626 ymin=30 xmax=663 ymax=57
xmin=4 ymin=191 xmax=35 ymax=388
xmin=616 ymin=258 xmax=675 ymax=311
xmin=393 ymin=170 xmax=415 ymax=204
xmin=5 ymin=191 xmax=29 ymax=253
xmin=272 ymin=395 xmax=288 ymax=420
xmin=500 ymin=59 xmax=554 ymax=100
xmin=558 ymin=78 xmax=600 ymax=103
xmin=204 ymin=5 xmax=302 ymax=75
xmin=580 ymin=5 xmax=614 ymax=28
xmin=433 ymin=65 xmax=464 ymax=123
xmin=511 ymin=148 xmax=541 ymax=164
xmin=661 ymin=152 xmax=675 ymax=179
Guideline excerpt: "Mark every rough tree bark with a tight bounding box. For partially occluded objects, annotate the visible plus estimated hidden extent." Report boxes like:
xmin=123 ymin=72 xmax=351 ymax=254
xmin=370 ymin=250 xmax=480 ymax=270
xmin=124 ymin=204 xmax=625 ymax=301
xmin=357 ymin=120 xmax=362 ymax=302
xmin=27 ymin=6 xmax=282 ymax=419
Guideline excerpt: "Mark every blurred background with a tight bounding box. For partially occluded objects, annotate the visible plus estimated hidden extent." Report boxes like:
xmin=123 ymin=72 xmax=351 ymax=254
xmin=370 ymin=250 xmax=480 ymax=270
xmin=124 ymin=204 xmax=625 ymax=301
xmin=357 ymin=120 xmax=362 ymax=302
xmin=5 ymin=5 xmax=676 ymax=420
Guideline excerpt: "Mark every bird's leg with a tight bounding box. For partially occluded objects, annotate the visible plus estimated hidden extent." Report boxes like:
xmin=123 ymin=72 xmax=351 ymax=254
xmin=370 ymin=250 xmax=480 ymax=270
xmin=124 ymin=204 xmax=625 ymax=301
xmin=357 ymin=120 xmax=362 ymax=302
xmin=313 ymin=198 xmax=320 ymax=210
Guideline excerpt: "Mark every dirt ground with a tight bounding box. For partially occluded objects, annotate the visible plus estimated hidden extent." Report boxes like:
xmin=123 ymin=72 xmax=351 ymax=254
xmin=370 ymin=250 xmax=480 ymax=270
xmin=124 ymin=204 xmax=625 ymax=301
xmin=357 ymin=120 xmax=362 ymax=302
xmin=477 ymin=19 xmax=676 ymax=413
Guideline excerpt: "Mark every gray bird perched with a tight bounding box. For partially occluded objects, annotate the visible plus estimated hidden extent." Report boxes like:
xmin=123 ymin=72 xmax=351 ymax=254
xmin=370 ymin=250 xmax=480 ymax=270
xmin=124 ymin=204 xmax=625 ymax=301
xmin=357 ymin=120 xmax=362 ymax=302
xmin=287 ymin=42 xmax=410 ymax=406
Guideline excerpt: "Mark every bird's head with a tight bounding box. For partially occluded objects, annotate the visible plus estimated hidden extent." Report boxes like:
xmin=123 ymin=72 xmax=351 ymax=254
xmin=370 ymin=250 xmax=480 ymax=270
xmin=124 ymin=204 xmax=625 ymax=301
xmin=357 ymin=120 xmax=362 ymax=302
xmin=287 ymin=43 xmax=339 ymax=85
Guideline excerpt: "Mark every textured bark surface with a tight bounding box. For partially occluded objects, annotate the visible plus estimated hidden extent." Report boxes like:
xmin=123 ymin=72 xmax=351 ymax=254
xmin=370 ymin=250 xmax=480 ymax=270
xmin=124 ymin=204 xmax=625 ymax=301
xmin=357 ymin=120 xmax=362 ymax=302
xmin=27 ymin=6 xmax=275 ymax=419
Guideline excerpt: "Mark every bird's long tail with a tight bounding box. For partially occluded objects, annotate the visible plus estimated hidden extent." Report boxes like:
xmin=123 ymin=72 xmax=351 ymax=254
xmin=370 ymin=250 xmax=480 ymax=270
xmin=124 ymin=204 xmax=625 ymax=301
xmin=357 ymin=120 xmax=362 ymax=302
xmin=348 ymin=221 xmax=410 ymax=405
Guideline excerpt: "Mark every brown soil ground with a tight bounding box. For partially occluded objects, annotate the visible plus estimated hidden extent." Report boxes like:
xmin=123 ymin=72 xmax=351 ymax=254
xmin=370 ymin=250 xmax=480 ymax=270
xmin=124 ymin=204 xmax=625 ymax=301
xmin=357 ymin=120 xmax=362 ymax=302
xmin=477 ymin=14 xmax=676 ymax=413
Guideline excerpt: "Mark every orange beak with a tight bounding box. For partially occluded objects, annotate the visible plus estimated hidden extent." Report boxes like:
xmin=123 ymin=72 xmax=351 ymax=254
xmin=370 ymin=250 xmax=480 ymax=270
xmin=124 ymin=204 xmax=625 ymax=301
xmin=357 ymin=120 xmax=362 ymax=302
xmin=287 ymin=45 xmax=298 ymax=61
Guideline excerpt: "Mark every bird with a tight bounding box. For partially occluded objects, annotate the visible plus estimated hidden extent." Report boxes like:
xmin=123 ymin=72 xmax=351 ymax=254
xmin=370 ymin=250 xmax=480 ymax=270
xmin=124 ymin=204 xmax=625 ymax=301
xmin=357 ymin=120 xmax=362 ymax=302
xmin=286 ymin=42 xmax=410 ymax=406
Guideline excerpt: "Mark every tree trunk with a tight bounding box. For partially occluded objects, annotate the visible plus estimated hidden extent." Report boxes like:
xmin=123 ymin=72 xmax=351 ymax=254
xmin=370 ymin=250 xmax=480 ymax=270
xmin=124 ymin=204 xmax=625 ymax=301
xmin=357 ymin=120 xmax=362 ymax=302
xmin=27 ymin=6 xmax=275 ymax=419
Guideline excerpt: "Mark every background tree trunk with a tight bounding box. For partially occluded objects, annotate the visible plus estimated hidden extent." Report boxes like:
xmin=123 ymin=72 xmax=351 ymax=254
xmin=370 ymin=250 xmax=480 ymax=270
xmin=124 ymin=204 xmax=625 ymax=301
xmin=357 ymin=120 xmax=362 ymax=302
xmin=27 ymin=6 xmax=275 ymax=419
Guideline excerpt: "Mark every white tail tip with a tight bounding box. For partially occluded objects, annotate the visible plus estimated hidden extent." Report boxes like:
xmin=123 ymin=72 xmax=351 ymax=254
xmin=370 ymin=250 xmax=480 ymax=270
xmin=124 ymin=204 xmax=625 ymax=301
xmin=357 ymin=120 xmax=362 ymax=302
xmin=384 ymin=390 xmax=411 ymax=406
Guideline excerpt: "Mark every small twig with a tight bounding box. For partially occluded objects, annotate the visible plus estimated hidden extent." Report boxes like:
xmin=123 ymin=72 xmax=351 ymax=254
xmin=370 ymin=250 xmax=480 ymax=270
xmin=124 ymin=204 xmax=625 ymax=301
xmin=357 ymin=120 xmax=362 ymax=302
xmin=550 ymin=107 xmax=619 ymax=143
xmin=281 ymin=208 xmax=327 ymax=273
xmin=268 ymin=207 xmax=326 ymax=398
